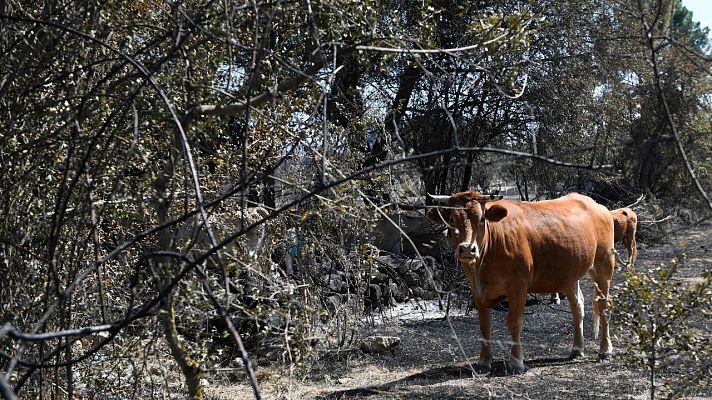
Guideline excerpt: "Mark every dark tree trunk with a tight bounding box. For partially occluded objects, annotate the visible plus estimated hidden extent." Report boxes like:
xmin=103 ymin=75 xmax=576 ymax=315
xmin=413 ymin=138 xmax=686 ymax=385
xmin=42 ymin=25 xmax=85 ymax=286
xmin=262 ymin=175 xmax=275 ymax=208
xmin=461 ymin=153 xmax=474 ymax=192
xmin=385 ymin=63 xmax=423 ymax=139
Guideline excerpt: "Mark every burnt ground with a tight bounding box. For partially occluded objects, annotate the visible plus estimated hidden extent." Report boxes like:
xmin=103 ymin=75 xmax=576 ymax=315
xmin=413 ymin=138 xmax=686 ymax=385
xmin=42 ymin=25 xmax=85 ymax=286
xmin=206 ymin=221 xmax=712 ymax=400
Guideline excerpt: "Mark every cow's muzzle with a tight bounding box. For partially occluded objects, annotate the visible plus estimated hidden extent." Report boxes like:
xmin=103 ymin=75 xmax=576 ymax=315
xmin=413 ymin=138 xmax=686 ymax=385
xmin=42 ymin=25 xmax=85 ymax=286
xmin=455 ymin=242 xmax=480 ymax=261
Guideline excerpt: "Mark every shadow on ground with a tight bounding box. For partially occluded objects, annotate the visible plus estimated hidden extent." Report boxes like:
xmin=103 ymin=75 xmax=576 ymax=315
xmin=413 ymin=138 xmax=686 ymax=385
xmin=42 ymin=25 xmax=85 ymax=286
xmin=317 ymin=356 xmax=592 ymax=399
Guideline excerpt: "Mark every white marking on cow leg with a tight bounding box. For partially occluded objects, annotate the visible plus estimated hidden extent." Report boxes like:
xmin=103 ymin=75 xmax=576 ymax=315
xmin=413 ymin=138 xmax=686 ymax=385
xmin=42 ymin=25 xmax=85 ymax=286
xmin=590 ymin=280 xmax=601 ymax=340
xmin=566 ymin=281 xmax=585 ymax=358
xmin=593 ymin=304 xmax=600 ymax=340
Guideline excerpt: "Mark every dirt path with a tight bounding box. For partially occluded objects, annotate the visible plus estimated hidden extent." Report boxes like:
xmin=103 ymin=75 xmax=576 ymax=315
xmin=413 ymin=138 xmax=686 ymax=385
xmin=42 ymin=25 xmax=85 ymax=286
xmin=207 ymin=221 xmax=712 ymax=399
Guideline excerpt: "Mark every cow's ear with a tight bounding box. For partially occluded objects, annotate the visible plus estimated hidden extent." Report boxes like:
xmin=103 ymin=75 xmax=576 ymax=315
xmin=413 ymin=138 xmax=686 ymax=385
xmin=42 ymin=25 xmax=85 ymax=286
xmin=426 ymin=208 xmax=450 ymax=225
xmin=484 ymin=204 xmax=507 ymax=222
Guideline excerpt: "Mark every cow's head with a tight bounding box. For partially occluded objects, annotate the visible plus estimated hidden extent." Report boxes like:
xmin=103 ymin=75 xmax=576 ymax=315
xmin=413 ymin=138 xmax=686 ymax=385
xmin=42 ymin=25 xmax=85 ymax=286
xmin=427 ymin=191 xmax=505 ymax=263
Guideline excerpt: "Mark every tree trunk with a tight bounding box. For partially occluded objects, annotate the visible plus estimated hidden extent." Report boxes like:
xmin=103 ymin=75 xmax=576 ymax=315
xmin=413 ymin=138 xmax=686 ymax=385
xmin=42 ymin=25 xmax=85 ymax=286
xmin=461 ymin=153 xmax=474 ymax=192
xmin=152 ymin=152 xmax=204 ymax=400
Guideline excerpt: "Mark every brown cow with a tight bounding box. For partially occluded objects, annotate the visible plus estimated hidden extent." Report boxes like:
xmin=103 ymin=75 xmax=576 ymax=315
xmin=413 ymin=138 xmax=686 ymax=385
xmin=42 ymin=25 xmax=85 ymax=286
xmin=554 ymin=207 xmax=638 ymax=331
xmin=553 ymin=207 xmax=638 ymax=313
xmin=427 ymin=191 xmax=615 ymax=374
xmin=611 ymin=207 xmax=638 ymax=265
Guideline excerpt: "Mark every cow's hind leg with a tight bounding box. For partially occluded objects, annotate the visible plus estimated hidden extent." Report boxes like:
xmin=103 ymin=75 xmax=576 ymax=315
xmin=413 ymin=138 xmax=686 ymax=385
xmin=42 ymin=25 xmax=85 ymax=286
xmin=592 ymin=286 xmax=600 ymax=340
xmin=591 ymin=250 xmax=615 ymax=359
xmin=506 ymin=292 xmax=527 ymax=374
xmin=565 ymin=280 xmax=585 ymax=359
xmin=475 ymin=301 xmax=493 ymax=373
xmin=627 ymin=232 xmax=637 ymax=264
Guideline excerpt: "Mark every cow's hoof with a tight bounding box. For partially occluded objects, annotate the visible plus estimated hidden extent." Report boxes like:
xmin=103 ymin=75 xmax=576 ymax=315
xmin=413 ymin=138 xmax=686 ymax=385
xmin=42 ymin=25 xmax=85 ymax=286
xmin=475 ymin=364 xmax=491 ymax=375
xmin=598 ymin=352 xmax=612 ymax=362
xmin=510 ymin=366 xmax=527 ymax=375
xmin=569 ymin=349 xmax=585 ymax=359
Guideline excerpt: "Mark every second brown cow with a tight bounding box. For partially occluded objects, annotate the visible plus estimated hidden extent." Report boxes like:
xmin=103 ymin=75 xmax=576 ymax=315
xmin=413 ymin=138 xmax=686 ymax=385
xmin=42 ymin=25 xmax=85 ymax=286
xmin=611 ymin=207 xmax=638 ymax=264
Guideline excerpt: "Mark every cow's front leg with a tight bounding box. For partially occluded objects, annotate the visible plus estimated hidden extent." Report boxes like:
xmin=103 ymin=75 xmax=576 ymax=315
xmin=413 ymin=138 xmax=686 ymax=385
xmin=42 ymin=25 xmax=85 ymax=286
xmin=475 ymin=301 xmax=492 ymax=373
xmin=506 ymin=292 xmax=527 ymax=374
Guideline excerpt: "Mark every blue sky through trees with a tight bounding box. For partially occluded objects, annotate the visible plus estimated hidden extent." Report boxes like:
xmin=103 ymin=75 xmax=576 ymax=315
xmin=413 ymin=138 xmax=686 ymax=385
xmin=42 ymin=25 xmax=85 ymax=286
xmin=684 ymin=0 xmax=712 ymax=35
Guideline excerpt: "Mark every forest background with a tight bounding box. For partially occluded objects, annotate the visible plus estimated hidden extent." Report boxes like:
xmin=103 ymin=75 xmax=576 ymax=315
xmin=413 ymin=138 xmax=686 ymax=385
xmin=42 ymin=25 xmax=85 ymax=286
xmin=1 ymin=0 xmax=711 ymax=398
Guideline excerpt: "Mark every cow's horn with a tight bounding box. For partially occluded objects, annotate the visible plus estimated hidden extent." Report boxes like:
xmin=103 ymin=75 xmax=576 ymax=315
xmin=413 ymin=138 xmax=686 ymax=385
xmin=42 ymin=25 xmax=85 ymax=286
xmin=428 ymin=194 xmax=451 ymax=204
xmin=476 ymin=193 xmax=503 ymax=203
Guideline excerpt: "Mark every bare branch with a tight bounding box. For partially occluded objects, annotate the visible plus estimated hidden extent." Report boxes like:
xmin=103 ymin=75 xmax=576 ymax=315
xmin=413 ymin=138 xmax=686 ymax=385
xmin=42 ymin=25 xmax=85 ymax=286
xmin=0 ymin=374 xmax=18 ymax=400
xmin=185 ymin=62 xmax=324 ymax=119
xmin=0 ymin=323 xmax=114 ymax=342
